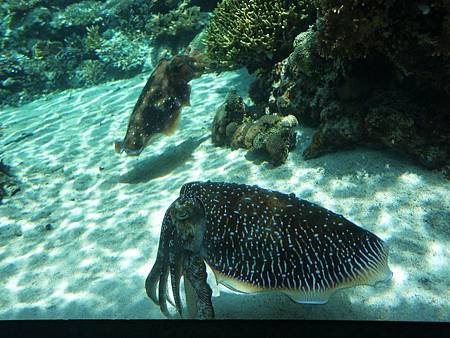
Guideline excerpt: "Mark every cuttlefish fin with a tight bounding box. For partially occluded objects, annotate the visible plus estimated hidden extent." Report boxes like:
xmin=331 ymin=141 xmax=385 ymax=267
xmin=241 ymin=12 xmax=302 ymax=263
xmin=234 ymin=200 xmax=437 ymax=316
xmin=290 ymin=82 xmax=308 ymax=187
xmin=162 ymin=112 xmax=181 ymax=136
xmin=282 ymin=289 xmax=333 ymax=305
xmin=284 ymin=261 xmax=393 ymax=305
xmin=211 ymin=267 xmax=266 ymax=294
xmin=184 ymin=276 xmax=198 ymax=319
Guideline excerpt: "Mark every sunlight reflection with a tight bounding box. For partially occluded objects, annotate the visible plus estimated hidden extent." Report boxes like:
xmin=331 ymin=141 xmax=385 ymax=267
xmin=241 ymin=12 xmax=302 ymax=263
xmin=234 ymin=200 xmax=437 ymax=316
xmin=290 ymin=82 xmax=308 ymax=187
xmin=313 ymin=191 xmax=336 ymax=211
xmin=79 ymin=257 xmax=96 ymax=268
xmin=399 ymin=172 xmax=422 ymax=186
xmin=378 ymin=210 xmax=393 ymax=228
xmin=391 ymin=265 xmax=407 ymax=286
xmin=119 ymin=249 xmax=140 ymax=269
xmin=426 ymin=242 xmax=448 ymax=271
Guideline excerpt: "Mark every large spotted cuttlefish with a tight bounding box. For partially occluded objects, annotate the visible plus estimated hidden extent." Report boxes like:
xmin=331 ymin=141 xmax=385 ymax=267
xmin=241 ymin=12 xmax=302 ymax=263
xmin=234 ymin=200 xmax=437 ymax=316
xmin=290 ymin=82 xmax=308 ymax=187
xmin=115 ymin=53 xmax=205 ymax=156
xmin=145 ymin=181 xmax=392 ymax=319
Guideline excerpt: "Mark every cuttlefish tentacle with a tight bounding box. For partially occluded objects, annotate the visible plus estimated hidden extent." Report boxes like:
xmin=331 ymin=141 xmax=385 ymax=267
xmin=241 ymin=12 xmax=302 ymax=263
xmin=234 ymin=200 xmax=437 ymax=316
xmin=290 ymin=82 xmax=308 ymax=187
xmin=168 ymin=240 xmax=185 ymax=317
xmin=158 ymin=257 xmax=170 ymax=317
xmin=183 ymin=253 xmax=214 ymax=319
xmin=146 ymin=197 xmax=206 ymax=318
xmin=166 ymin=196 xmax=208 ymax=318
xmin=145 ymin=211 xmax=174 ymax=311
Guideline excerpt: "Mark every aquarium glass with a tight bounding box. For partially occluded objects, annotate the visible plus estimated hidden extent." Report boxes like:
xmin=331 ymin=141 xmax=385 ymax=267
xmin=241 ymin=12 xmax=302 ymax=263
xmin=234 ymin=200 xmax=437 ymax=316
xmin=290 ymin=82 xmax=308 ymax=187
xmin=0 ymin=0 xmax=448 ymax=321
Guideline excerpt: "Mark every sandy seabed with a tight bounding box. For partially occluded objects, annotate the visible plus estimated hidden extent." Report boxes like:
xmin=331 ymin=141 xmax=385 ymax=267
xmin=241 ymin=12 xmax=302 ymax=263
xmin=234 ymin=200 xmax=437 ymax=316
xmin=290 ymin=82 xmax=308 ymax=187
xmin=0 ymin=68 xmax=448 ymax=320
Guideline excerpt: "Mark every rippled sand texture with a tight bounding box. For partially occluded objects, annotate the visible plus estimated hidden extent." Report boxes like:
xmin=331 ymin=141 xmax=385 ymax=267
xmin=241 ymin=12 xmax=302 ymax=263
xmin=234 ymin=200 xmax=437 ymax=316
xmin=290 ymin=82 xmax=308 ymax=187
xmin=0 ymin=68 xmax=448 ymax=320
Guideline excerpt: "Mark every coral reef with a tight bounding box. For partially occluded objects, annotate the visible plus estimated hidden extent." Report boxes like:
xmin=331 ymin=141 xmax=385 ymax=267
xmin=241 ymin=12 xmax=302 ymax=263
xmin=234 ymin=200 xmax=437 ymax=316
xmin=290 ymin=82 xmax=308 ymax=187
xmin=205 ymin=0 xmax=315 ymax=72
xmin=205 ymin=0 xmax=449 ymax=170
xmin=212 ymin=91 xmax=298 ymax=166
xmin=314 ymin=0 xmax=450 ymax=94
xmin=146 ymin=1 xmax=210 ymax=54
xmin=0 ymin=160 xmax=20 ymax=203
xmin=269 ymin=20 xmax=450 ymax=169
xmin=0 ymin=0 xmax=211 ymax=107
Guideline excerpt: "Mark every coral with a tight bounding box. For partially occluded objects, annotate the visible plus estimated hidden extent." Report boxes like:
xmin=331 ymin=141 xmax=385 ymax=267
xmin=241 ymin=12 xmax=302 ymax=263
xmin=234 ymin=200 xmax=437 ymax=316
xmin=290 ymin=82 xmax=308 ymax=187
xmin=268 ymin=23 xmax=450 ymax=170
xmin=32 ymin=40 xmax=64 ymax=59
xmin=146 ymin=1 xmax=208 ymax=53
xmin=314 ymin=0 xmax=450 ymax=94
xmin=0 ymin=0 xmax=208 ymax=107
xmin=205 ymin=0 xmax=315 ymax=72
xmin=0 ymin=51 xmax=49 ymax=106
xmin=212 ymin=91 xmax=298 ymax=166
xmin=302 ymin=114 xmax=364 ymax=160
xmin=50 ymin=1 xmax=108 ymax=29
xmin=74 ymin=60 xmax=108 ymax=86
xmin=211 ymin=90 xmax=248 ymax=146
xmin=268 ymin=27 xmax=339 ymax=125
xmin=85 ymin=25 xmax=102 ymax=51
xmin=95 ymin=30 xmax=150 ymax=77
xmin=2 ymin=0 xmax=43 ymax=13
xmin=363 ymin=94 xmax=450 ymax=169
xmin=264 ymin=122 xmax=298 ymax=165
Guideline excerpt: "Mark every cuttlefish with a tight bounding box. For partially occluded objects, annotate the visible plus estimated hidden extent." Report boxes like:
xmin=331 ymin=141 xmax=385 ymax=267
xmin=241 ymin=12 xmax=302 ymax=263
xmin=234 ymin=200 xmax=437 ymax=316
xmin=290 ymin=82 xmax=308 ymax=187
xmin=145 ymin=181 xmax=392 ymax=319
xmin=115 ymin=53 xmax=205 ymax=156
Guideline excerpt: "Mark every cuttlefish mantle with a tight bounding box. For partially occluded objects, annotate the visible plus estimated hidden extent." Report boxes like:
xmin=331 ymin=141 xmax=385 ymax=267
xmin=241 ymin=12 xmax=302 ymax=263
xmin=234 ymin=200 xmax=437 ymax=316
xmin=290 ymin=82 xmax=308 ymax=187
xmin=145 ymin=181 xmax=392 ymax=319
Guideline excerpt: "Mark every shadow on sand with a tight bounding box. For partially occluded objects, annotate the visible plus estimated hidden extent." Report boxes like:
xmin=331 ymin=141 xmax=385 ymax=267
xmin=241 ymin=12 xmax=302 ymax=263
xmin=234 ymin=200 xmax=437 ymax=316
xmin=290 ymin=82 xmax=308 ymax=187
xmin=119 ymin=136 xmax=208 ymax=184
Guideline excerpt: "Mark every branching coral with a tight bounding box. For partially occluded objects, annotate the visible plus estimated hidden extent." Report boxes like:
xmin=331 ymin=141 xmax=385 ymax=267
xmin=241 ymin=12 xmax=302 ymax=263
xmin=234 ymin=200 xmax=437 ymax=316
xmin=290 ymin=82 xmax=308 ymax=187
xmin=95 ymin=30 xmax=150 ymax=76
xmin=205 ymin=0 xmax=315 ymax=72
xmin=51 ymin=1 xmax=108 ymax=29
xmin=146 ymin=1 xmax=208 ymax=53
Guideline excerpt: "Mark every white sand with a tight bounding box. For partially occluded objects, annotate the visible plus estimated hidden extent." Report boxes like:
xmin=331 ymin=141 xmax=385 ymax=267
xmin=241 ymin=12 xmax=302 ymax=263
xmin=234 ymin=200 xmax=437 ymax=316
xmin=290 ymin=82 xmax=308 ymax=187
xmin=0 ymin=68 xmax=448 ymax=320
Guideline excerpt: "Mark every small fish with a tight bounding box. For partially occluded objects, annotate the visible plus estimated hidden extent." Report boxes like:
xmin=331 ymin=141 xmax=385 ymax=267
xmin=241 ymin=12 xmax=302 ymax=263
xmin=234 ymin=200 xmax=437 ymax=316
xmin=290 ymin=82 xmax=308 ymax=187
xmin=146 ymin=181 xmax=392 ymax=319
xmin=115 ymin=54 xmax=205 ymax=156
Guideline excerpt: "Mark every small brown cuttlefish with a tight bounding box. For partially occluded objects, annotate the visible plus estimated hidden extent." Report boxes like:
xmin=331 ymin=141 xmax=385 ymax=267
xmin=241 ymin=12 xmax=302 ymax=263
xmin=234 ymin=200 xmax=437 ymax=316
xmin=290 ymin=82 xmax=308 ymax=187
xmin=115 ymin=53 xmax=205 ymax=156
xmin=145 ymin=181 xmax=392 ymax=319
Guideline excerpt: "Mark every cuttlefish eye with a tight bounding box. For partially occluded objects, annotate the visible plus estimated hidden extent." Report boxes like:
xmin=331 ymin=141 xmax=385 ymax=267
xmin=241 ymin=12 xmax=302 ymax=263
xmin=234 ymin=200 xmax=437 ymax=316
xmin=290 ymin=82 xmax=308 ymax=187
xmin=171 ymin=201 xmax=193 ymax=220
xmin=175 ymin=209 xmax=190 ymax=220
